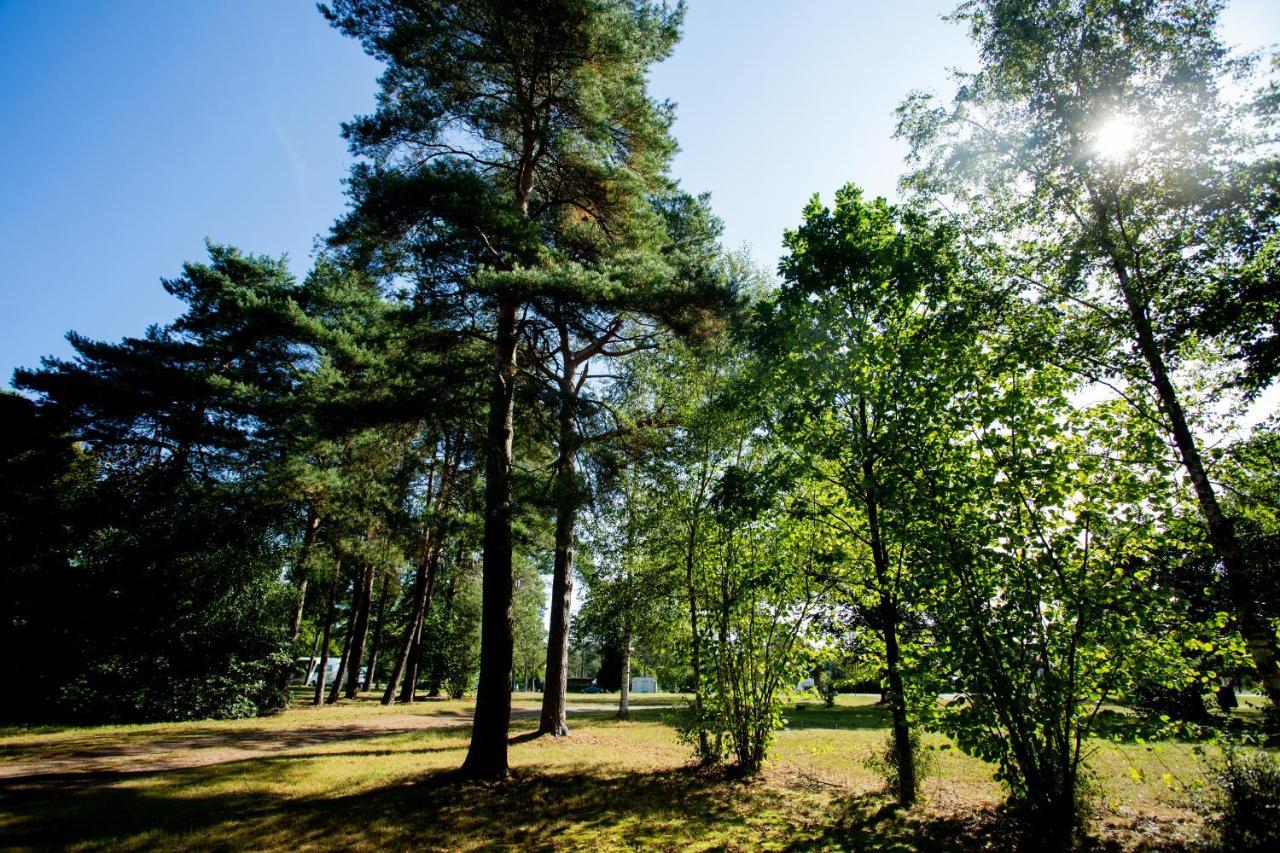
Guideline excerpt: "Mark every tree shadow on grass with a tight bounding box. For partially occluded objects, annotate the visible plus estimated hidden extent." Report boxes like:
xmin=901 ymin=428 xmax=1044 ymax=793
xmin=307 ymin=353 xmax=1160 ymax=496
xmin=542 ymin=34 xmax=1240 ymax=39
xmin=784 ymin=792 xmax=1022 ymax=853
xmin=1 ymin=761 xmax=784 ymax=850
xmin=0 ymin=715 xmax=477 ymax=780
xmin=0 ymin=751 xmax=1187 ymax=852
xmin=785 ymin=701 xmax=891 ymax=731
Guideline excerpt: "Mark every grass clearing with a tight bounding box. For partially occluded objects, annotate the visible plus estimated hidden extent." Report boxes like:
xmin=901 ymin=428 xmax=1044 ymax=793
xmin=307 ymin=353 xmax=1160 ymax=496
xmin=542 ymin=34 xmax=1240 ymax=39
xmin=0 ymin=693 xmax=1252 ymax=850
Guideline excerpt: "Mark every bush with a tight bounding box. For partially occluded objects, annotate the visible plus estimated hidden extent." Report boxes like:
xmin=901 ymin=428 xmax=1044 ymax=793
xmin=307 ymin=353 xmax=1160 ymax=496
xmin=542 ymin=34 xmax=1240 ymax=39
xmin=815 ymin=671 xmax=837 ymax=708
xmin=1198 ymin=746 xmax=1280 ymax=852
xmin=864 ymin=729 xmax=935 ymax=801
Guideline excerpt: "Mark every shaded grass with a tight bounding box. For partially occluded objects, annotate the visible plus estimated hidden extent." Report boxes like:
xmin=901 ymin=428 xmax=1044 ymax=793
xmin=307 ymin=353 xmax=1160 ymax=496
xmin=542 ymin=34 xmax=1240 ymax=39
xmin=0 ymin=693 xmax=1234 ymax=851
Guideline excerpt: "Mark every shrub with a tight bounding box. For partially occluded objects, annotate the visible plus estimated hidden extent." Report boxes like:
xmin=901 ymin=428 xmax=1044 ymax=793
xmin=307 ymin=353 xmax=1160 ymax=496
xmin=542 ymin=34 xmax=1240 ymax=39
xmin=864 ymin=729 xmax=935 ymax=801
xmin=1198 ymin=746 xmax=1280 ymax=852
xmin=815 ymin=671 xmax=837 ymax=708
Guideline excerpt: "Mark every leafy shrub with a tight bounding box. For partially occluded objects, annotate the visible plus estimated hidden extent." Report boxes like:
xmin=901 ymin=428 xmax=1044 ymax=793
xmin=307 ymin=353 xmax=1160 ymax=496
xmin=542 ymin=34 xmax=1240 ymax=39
xmin=864 ymin=729 xmax=935 ymax=800
xmin=1197 ymin=746 xmax=1280 ymax=852
xmin=815 ymin=671 xmax=837 ymax=707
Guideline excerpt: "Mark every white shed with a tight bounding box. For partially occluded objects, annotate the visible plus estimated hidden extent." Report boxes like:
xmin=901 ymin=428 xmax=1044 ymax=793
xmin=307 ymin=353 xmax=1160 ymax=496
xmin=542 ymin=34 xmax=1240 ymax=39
xmin=630 ymin=676 xmax=657 ymax=694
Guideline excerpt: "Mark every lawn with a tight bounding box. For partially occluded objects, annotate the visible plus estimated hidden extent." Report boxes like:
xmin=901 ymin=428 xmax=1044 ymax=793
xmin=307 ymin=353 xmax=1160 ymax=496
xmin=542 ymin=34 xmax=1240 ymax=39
xmin=0 ymin=692 xmax=1249 ymax=851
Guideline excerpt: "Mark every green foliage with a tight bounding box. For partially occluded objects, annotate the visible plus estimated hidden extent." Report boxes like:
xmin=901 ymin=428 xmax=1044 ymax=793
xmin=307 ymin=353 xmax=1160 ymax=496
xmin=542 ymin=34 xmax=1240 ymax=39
xmin=696 ymin=465 xmax=832 ymax=773
xmin=815 ymin=671 xmax=837 ymax=709
xmin=864 ymin=730 xmax=935 ymax=802
xmin=1198 ymin=746 xmax=1280 ymax=852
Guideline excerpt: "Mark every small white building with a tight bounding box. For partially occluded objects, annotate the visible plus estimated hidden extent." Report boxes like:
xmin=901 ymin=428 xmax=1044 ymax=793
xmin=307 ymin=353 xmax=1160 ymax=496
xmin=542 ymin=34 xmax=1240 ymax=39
xmin=630 ymin=676 xmax=657 ymax=694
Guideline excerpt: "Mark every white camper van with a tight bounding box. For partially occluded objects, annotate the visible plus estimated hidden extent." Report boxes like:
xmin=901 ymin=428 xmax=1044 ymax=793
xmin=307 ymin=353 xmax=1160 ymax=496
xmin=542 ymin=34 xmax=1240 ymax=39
xmin=299 ymin=657 xmax=367 ymax=687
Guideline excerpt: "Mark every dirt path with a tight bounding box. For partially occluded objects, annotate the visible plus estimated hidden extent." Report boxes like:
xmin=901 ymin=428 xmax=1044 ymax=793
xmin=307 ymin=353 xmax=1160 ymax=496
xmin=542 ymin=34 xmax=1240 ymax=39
xmin=0 ymin=704 xmax=666 ymax=791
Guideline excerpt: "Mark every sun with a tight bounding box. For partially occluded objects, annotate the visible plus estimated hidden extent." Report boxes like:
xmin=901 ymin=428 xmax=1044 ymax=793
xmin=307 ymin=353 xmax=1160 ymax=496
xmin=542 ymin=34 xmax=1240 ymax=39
xmin=1091 ymin=115 xmax=1139 ymax=161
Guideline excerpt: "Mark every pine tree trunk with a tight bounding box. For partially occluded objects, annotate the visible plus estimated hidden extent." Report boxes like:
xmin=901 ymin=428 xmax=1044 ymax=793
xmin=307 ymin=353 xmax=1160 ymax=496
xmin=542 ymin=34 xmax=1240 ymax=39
xmin=344 ymin=564 xmax=375 ymax=699
xmin=463 ymin=295 xmax=518 ymax=781
xmin=363 ymin=569 xmax=389 ymax=692
xmin=1115 ymin=270 xmax=1280 ymax=712
xmin=312 ymin=574 xmax=339 ymax=706
xmin=289 ymin=578 xmax=309 ymax=645
xmin=289 ymin=507 xmax=321 ymax=641
xmin=303 ymin=619 xmax=323 ymax=695
xmin=383 ymin=557 xmax=428 ymax=705
xmin=327 ymin=575 xmax=358 ymax=704
xmin=540 ymin=358 xmax=577 ymax=736
xmin=280 ymin=507 xmax=320 ymax=693
xmin=400 ymin=546 xmax=442 ymax=703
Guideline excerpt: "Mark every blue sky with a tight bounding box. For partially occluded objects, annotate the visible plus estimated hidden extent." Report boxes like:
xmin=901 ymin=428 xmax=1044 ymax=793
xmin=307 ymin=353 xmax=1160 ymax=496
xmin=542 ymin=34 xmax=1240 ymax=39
xmin=2 ymin=1 xmax=1278 ymax=383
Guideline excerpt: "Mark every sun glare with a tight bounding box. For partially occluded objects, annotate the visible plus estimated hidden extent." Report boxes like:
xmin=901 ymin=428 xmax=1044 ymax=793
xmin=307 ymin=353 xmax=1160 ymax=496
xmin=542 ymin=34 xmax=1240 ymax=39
xmin=1092 ymin=115 xmax=1139 ymax=161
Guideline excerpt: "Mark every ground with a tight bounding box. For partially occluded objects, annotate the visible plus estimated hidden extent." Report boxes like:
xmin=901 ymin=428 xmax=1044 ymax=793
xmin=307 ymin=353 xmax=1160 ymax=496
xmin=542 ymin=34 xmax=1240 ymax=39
xmin=0 ymin=692 xmax=1241 ymax=851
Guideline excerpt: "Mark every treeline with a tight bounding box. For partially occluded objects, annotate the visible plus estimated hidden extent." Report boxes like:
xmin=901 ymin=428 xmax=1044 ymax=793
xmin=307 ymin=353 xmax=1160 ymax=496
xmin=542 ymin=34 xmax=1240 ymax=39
xmin=2 ymin=0 xmax=1279 ymax=845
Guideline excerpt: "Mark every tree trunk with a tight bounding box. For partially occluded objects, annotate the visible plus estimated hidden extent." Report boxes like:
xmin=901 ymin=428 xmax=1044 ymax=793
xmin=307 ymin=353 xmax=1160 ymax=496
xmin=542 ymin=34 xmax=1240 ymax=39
xmin=400 ymin=546 xmax=442 ymax=703
xmin=383 ymin=557 xmax=428 ymax=705
xmin=289 ymin=507 xmax=321 ymax=641
xmin=1115 ymin=270 xmax=1280 ymax=712
xmin=880 ymin=593 xmax=916 ymax=806
xmin=860 ymin=403 xmax=916 ymax=806
xmin=540 ymin=350 xmax=578 ymax=736
xmin=312 ymin=574 xmax=339 ymax=706
xmin=684 ymin=476 xmax=713 ymax=762
xmin=327 ymin=575 xmax=358 ymax=704
xmin=344 ymin=564 xmax=375 ymax=699
xmin=303 ymin=619 xmax=323 ymax=697
xmin=617 ymin=624 xmax=632 ymax=720
xmin=280 ymin=507 xmax=321 ymax=693
xmin=462 ymin=295 xmax=518 ymax=781
xmin=363 ymin=568 xmax=390 ymax=692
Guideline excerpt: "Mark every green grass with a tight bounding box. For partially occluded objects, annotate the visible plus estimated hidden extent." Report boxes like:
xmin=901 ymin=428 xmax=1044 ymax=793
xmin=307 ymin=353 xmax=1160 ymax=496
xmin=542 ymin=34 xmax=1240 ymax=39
xmin=0 ymin=692 xmax=1252 ymax=851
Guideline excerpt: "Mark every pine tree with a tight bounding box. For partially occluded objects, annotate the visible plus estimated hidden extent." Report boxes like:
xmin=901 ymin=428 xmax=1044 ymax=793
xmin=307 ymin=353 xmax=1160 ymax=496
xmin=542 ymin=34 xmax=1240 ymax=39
xmin=322 ymin=0 xmax=727 ymax=778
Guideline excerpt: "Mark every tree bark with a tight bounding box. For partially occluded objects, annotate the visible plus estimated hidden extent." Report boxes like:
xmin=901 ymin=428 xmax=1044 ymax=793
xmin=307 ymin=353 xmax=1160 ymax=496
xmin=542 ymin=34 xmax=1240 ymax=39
xmin=400 ymin=546 xmax=442 ymax=703
xmin=363 ymin=568 xmax=390 ymax=692
xmin=1115 ymin=268 xmax=1280 ymax=712
xmin=462 ymin=295 xmax=518 ymax=780
xmin=343 ymin=564 xmax=375 ymax=699
xmin=289 ymin=506 xmax=321 ymax=642
xmin=382 ymin=557 xmax=427 ymax=705
xmin=312 ymin=573 xmax=339 ymax=706
xmin=280 ymin=506 xmax=321 ymax=693
xmin=327 ymin=575 xmax=358 ymax=704
xmin=860 ymin=398 xmax=916 ymax=806
xmin=540 ymin=332 xmax=578 ymax=736
xmin=684 ymin=470 xmax=713 ymax=762
xmin=617 ymin=622 xmax=632 ymax=720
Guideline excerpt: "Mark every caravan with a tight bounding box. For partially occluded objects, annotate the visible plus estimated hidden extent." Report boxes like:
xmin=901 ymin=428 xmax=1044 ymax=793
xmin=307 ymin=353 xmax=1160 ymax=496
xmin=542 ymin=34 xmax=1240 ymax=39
xmin=299 ymin=657 xmax=367 ymax=687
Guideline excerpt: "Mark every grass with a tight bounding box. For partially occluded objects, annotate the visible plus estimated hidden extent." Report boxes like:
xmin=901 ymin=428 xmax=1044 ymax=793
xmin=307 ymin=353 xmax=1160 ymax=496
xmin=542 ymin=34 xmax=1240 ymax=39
xmin=0 ymin=692 xmax=1258 ymax=851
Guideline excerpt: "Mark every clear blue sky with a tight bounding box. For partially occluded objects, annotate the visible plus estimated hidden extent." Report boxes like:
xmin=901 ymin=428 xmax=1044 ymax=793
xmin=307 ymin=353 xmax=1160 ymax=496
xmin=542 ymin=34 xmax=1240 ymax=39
xmin=2 ymin=1 xmax=1278 ymax=384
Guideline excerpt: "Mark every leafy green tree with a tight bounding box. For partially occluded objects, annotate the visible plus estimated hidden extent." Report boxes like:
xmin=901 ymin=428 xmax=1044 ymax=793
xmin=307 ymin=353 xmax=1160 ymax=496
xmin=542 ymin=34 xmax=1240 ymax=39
xmin=919 ymin=370 xmax=1185 ymax=842
xmin=897 ymin=0 xmax=1280 ymax=711
xmin=759 ymin=187 xmax=979 ymax=804
xmin=694 ymin=462 xmax=831 ymax=772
